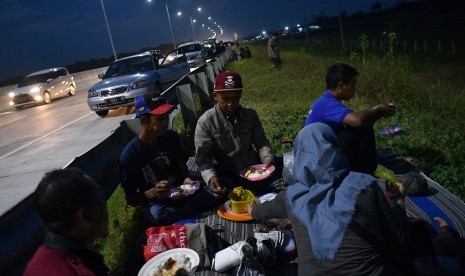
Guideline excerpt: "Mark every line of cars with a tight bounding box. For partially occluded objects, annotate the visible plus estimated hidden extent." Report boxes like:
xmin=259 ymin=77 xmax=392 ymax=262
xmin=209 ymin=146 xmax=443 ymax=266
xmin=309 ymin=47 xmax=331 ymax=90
xmin=8 ymin=39 xmax=223 ymax=117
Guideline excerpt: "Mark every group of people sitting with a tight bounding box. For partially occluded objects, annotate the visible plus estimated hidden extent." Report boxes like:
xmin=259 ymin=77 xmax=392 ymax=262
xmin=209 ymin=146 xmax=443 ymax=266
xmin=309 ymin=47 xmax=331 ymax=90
xmin=24 ymin=64 xmax=465 ymax=275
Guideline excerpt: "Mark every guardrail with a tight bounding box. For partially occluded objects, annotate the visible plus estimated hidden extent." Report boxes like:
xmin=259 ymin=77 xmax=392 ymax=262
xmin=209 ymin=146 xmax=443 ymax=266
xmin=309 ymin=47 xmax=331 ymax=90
xmin=0 ymin=48 xmax=232 ymax=275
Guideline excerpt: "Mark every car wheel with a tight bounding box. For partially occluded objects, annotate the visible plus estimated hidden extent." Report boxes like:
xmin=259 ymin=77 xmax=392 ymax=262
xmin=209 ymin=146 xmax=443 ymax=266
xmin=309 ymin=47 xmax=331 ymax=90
xmin=68 ymin=85 xmax=76 ymax=96
xmin=43 ymin=92 xmax=51 ymax=104
xmin=96 ymin=110 xmax=109 ymax=117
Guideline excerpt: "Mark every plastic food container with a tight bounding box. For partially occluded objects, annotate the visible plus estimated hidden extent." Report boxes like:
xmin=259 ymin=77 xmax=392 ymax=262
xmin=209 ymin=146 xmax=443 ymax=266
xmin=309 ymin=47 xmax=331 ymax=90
xmin=228 ymin=188 xmax=254 ymax=214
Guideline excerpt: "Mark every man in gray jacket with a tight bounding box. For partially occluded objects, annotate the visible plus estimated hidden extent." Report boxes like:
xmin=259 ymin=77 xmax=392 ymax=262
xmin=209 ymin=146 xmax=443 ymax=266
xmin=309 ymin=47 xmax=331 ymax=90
xmin=194 ymin=71 xmax=274 ymax=196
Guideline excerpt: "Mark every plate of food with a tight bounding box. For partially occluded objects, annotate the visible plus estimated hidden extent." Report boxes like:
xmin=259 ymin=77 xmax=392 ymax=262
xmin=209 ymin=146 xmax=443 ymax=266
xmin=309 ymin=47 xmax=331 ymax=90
xmin=169 ymin=181 xmax=200 ymax=198
xmin=138 ymin=248 xmax=200 ymax=276
xmin=217 ymin=203 xmax=254 ymax=222
xmin=240 ymin=164 xmax=275 ymax=181
xmin=224 ymin=200 xmax=252 ymax=216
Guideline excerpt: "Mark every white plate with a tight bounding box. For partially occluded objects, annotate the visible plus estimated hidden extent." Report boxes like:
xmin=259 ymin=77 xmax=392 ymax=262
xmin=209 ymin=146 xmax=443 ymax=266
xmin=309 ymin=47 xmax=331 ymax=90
xmin=138 ymin=248 xmax=200 ymax=276
xmin=169 ymin=181 xmax=200 ymax=198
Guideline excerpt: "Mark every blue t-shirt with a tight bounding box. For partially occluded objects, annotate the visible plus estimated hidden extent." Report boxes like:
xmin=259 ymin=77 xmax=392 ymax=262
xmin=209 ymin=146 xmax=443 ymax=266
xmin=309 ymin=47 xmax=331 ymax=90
xmin=304 ymin=91 xmax=352 ymax=132
xmin=119 ymin=130 xmax=187 ymax=195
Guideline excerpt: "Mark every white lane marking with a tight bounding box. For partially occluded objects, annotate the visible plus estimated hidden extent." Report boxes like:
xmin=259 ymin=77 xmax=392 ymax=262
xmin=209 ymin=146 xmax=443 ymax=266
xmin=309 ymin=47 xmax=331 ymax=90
xmin=0 ymin=111 xmax=13 ymax=115
xmin=0 ymin=112 xmax=94 ymax=160
xmin=0 ymin=116 xmax=27 ymax=127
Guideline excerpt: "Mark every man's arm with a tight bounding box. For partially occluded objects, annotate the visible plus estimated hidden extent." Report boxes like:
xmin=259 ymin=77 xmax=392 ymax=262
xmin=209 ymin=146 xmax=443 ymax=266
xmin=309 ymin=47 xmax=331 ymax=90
xmin=251 ymin=191 xmax=288 ymax=221
xmin=343 ymin=103 xmax=395 ymax=127
xmin=120 ymin=164 xmax=147 ymax=206
xmin=194 ymin=118 xmax=217 ymax=184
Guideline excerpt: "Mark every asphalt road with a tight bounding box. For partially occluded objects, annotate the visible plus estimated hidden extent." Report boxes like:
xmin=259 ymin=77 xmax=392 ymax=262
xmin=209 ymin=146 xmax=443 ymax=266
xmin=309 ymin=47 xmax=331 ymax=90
xmin=0 ymin=85 xmax=136 ymax=216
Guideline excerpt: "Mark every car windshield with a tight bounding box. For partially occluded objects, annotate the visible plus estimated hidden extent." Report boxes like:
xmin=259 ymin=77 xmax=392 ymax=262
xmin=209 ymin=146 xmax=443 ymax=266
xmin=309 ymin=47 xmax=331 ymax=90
xmin=103 ymin=56 xmax=154 ymax=79
xmin=179 ymin=44 xmax=202 ymax=53
xmin=17 ymin=73 xmax=49 ymax=87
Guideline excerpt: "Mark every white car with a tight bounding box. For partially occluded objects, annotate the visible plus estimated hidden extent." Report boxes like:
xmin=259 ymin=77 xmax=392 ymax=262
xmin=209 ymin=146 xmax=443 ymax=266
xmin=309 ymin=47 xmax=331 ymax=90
xmin=9 ymin=67 xmax=76 ymax=109
xmin=177 ymin=42 xmax=207 ymax=68
xmin=87 ymin=49 xmax=190 ymax=117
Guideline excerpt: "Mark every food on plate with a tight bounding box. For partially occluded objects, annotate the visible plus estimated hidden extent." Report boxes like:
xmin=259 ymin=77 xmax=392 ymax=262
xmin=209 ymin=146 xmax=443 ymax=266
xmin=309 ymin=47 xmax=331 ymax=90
xmin=230 ymin=187 xmax=248 ymax=201
xmin=244 ymin=166 xmax=269 ymax=179
xmin=153 ymin=254 xmax=192 ymax=276
xmin=170 ymin=184 xmax=197 ymax=198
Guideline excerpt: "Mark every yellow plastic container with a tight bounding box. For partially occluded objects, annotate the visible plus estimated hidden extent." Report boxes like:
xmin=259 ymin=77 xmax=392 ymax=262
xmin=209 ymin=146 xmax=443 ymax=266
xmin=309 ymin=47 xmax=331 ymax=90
xmin=229 ymin=188 xmax=254 ymax=214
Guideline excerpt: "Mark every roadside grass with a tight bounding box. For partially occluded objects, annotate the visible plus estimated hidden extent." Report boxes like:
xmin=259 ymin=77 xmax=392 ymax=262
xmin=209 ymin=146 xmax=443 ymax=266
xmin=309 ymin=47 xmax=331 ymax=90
xmin=234 ymin=40 xmax=465 ymax=199
xmin=96 ymin=40 xmax=465 ymax=274
xmin=94 ymin=186 xmax=145 ymax=275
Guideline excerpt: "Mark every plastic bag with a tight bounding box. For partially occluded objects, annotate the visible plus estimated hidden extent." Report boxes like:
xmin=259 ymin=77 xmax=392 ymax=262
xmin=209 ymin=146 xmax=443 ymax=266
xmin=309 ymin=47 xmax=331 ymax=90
xmin=282 ymin=151 xmax=295 ymax=185
xmin=232 ymin=242 xmax=265 ymax=276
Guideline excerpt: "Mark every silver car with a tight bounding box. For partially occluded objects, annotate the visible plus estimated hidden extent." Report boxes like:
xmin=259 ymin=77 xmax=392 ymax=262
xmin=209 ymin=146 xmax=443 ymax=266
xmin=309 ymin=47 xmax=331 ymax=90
xmin=87 ymin=49 xmax=190 ymax=117
xmin=9 ymin=67 xmax=76 ymax=109
xmin=177 ymin=42 xmax=207 ymax=68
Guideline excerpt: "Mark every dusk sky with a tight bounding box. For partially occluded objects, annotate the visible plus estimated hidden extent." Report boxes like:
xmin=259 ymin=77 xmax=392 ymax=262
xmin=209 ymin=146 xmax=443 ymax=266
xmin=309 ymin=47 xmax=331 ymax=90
xmin=0 ymin=0 xmax=403 ymax=81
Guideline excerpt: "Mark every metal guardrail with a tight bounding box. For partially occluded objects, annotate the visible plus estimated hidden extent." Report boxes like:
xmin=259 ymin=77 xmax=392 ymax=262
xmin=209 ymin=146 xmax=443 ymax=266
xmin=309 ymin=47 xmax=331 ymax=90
xmin=0 ymin=48 xmax=232 ymax=275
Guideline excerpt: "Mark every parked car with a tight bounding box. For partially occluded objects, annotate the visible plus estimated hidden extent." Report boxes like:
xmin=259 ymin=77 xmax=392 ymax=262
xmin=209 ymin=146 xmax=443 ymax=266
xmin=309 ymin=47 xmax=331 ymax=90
xmin=177 ymin=42 xmax=207 ymax=68
xmin=201 ymin=39 xmax=219 ymax=59
xmin=9 ymin=67 xmax=76 ymax=109
xmin=87 ymin=49 xmax=190 ymax=117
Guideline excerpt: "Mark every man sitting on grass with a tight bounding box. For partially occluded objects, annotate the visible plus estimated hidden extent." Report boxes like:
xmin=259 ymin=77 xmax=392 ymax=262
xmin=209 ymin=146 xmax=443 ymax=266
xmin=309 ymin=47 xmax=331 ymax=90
xmin=194 ymin=71 xmax=278 ymax=196
xmin=119 ymin=94 xmax=222 ymax=226
xmin=304 ymin=63 xmax=395 ymax=175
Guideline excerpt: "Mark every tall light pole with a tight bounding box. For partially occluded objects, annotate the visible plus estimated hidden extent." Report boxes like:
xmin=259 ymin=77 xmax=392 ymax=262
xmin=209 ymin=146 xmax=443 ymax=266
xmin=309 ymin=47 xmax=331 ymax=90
xmin=190 ymin=16 xmax=196 ymax=41
xmin=165 ymin=3 xmax=177 ymax=48
xmin=99 ymin=0 xmax=117 ymax=60
xmin=146 ymin=0 xmax=176 ymax=48
xmin=336 ymin=0 xmax=345 ymax=50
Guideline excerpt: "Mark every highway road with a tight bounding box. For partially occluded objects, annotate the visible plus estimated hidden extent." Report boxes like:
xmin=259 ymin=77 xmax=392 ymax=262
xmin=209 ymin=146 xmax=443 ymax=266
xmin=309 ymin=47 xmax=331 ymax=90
xmin=0 ymin=85 xmax=136 ymax=216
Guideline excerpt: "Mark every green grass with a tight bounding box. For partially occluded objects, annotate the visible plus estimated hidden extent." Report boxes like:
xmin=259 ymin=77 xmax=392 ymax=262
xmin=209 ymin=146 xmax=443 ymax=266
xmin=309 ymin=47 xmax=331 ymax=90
xmin=233 ymin=40 xmax=465 ymax=200
xmin=93 ymin=186 xmax=145 ymax=275
xmin=96 ymin=40 xmax=465 ymax=274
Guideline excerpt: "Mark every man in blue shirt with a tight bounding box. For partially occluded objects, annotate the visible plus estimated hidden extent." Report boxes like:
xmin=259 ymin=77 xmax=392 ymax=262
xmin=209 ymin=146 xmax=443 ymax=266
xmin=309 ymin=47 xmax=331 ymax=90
xmin=305 ymin=63 xmax=395 ymax=175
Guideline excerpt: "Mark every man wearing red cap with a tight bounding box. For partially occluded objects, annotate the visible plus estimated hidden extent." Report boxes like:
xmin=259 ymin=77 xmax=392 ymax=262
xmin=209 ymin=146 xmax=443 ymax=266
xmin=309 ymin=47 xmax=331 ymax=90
xmin=194 ymin=71 xmax=275 ymax=196
xmin=119 ymin=94 xmax=221 ymax=225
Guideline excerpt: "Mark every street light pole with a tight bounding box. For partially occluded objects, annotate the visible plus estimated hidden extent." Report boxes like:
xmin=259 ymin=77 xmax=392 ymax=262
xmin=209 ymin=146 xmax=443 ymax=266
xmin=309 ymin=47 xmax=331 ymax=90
xmin=190 ymin=16 xmax=196 ymax=41
xmin=336 ymin=0 xmax=345 ymax=50
xmin=165 ymin=2 xmax=177 ymax=48
xmin=99 ymin=0 xmax=117 ymax=60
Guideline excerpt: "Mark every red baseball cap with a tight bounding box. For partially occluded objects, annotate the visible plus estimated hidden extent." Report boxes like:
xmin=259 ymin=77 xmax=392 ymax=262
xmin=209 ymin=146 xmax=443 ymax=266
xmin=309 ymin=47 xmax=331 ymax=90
xmin=135 ymin=94 xmax=176 ymax=118
xmin=214 ymin=71 xmax=243 ymax=92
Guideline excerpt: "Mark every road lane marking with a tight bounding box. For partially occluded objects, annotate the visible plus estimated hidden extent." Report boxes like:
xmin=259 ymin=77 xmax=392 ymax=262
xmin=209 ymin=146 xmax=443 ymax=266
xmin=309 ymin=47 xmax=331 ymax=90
xmin=0 ymin=116 xmax=27 ymax=127
xmin=0 ymin=112 xmax=94 ymax=160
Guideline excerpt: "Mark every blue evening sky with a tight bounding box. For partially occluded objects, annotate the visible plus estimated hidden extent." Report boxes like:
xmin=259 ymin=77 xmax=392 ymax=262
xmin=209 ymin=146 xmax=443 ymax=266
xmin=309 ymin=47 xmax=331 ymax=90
xmin=0 ymin=0 xmax=404 ymax=80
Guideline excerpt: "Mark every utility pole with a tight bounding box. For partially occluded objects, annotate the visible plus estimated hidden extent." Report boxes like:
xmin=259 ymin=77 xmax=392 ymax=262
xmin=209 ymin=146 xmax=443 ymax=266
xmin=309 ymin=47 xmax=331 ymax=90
xmin=336 ymin=0 xmax=345 ymax=50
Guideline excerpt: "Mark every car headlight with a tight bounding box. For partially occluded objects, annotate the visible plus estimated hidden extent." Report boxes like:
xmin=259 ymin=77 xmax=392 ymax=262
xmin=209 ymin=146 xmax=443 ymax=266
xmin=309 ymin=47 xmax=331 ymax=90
xmin=88 ymin=90 xmax=99 ymax=98
xmin=30 ymin=87 xmax=40 ymax=93
xmin=131 ymin=80 xmax=148 ymax=90
xmin=8 ymin=92 xmax=15 ymax=98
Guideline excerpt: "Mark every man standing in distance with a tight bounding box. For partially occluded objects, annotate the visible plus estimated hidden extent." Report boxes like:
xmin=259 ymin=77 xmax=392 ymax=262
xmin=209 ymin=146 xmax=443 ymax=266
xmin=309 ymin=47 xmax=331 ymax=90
xmin=268 ymin=32 xmax=281 ymax=69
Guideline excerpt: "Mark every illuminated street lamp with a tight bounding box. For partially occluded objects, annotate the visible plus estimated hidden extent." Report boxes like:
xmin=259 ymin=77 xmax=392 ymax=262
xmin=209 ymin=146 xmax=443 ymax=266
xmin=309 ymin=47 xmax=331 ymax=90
xmin=98 ymin=0 xmax=117 ymax=60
